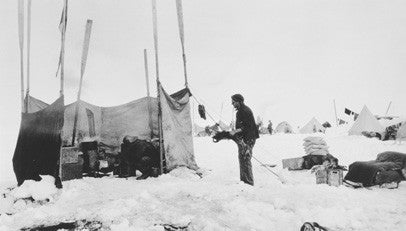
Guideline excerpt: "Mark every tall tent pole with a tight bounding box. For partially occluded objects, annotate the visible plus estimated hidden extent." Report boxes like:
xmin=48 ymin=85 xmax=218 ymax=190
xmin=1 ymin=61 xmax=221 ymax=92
xmin=144 ymin=49 xmax=151 ymax=97
xmin=175 ymin=0 xmax=189 ymax=87
xmin=152 ymin=0 xmax=164 ymax=175
xmin=25 ymin=0 xmax=32 ymax=113
xmin=18 ymin=0 xmax=25 ymax=112
xmin=72 ymin=19 xmax=93 ymax=146
xmin=144 ymin=49 xmax=154 ymax=138
xmin=333 ymin=99 xmax=338 ymax=127
xmin=385 ymin=101 xmax=392 ymax=116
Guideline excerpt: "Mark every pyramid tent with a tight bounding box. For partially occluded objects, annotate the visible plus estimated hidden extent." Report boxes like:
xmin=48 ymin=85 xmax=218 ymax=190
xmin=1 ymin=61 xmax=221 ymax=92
xmin=397 ymin=122 xmax=406 ymax=140
xmin=348 ymin=106 xmax=385 ymax=135
xmin=379 ymin=116 xmax=406 ymax=129
xmin=274 ymin=121 xmax=294 ymax=134
xmin=300 ymin=117 xmax=325 ymax=134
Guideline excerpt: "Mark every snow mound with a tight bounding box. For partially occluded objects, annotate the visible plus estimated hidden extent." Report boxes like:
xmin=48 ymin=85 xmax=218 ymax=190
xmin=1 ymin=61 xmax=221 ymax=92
xmin=10 ymin=175 xmax=58 ymax=202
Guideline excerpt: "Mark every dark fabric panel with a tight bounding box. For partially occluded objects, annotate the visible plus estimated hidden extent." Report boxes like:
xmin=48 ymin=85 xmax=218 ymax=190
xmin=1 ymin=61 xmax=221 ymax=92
xmin=198 ymin=104 xmax=206 ymax=120
xmin=13 ymin=96 xmax=65 ymax=187
xmin=169 ymin=87 xmax=191 ymax=100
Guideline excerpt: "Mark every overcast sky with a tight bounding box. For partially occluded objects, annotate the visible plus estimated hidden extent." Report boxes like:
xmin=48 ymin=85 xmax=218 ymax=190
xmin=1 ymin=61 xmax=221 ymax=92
xmin=1 ymin=0 xmax=406 ymax=160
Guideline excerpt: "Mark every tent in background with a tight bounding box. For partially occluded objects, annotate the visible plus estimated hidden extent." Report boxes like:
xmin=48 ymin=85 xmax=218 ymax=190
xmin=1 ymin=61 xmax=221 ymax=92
xmin=379 ymin=116 xmax=406 ymax=129
xmin=274 ymin=121 xmax=294 ymax=134
xmin=348 ymin=105 xmax=385 ymax=135
xmin=397 ymin=122 xmax=406 ymax=140
xmin=300 ymin=117 xmax=325 ymax=134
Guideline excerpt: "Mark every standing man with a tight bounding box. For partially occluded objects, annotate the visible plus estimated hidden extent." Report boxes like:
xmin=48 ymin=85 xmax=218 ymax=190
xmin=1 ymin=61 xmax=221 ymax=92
xmin=267 ymin=120 xmax=273 ymax=135
xmin=229 ymin=94 xmax=259 ymax=185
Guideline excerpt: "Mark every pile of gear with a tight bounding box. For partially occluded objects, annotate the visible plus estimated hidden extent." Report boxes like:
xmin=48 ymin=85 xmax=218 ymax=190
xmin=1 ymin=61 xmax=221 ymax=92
xmin=303 ymin=136 xmax=329 ymax=156
xmin=344 ymin=151 xmax=406 ymax=188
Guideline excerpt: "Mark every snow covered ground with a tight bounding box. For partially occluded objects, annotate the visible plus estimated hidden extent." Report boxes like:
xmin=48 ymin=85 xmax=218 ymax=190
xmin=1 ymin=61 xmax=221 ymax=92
xmin=1 ymin=130 xmax=406 ymax=231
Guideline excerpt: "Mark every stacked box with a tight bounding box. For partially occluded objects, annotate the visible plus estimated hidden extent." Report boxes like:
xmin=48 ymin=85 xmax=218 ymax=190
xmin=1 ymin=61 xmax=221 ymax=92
xmin=328 ymin=169 xmax=343 ymax=186
xmin=61 ymin=147 xmax=83 ymax=181
xmin=315 ymin=168 xmax=343 ymax=186
xmin=315 ymin=169 xmax=328 ymax=184
xmin=282 ymin=157 xmax=304 ymax=170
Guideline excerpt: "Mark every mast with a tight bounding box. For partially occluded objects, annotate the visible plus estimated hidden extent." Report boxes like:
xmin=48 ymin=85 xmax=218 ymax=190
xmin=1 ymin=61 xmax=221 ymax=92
xmin=18 ymin=0 xmax=25 ymax=112
xmin=25 ymin=0 xmax=32 ymax=112
xmin=72 ymin=19 xmax=93 ymax=146
xmin=144 ymin=49 xmax=154 ymax=139
xmin=152 ymin=0 xmax=164 ymax=174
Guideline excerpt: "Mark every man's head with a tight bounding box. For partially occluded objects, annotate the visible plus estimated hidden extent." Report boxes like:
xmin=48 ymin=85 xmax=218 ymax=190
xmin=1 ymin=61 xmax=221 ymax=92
xmin=231 ymin=94 xmax=244 ymax=110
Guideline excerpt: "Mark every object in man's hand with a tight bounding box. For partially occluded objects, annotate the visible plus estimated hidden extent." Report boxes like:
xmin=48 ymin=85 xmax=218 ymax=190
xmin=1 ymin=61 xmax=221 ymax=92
xmin=212 ymin=131 xmax=236 ymax=143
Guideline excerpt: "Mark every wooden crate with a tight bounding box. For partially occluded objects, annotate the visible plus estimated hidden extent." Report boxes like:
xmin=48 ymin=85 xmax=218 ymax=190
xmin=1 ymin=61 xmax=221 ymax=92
xmin=315 ymin=169 xmax=328 ymax=184
xmin=282 ymin=157 xmax=304 ymax=170
xmin=328 ymin=169 xmax=343 ymax=187
xmin=61 ymin=147 xmax=83 ymax=181
xmin=315 ymin=169 xmax=343 ymax=186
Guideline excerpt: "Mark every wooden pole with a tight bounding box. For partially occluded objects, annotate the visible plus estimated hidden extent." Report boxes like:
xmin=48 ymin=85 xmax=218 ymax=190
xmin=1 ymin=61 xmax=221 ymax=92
xmin=72 ymin=20 xmax=93 ymax=146
xmin=25 ymin=0 xmax=32 ymax=113
xmin=144 ymin=49 xmax=153 ymax=138
xmin=385 ymin=101 xmax=392 ymax=116
xmin=144 ymin=49 xmax=151 ymax=97
xmin=333 ymin=99 xmax=338 ymax=126
xmin=18 ymin=0 xmax=25 ymax=113
xmin=152 ymin=0 xmax=164 ymax=174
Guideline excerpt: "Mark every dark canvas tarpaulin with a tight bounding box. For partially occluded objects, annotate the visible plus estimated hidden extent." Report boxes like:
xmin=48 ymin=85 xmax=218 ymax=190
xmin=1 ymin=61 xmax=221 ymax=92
xmin=26 ymin=96 xmax=159 ymax=150
xmin=13 ymin=96 xmax=65 ymax=187
xmin=160 ymin=86 xmax=198 ymax=171
xmin=25 ymin=95 xmax=49 ymax=113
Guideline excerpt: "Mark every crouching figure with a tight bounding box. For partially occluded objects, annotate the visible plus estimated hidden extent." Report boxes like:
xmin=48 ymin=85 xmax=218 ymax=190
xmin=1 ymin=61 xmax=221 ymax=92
xmin=120 ymin=136 xmax=160 ymax=180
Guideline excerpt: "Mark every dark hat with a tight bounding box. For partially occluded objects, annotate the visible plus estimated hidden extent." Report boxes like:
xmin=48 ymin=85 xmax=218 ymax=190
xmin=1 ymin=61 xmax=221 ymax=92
xmin=231 ymin=94 xmax=244 ymax=103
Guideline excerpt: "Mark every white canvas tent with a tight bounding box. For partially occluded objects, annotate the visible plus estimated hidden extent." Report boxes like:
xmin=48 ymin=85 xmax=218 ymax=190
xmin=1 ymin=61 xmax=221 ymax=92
xmin=397 ymin=122 xmax=406 ymax=140
xmin=348 ymin=105 xmax=385 ymax=135
xmin=379 ymin=116 xmax=406 ymax=129
xmin=274 ymin=121 xmax=294 ymax=134
xmin=300 ymin=117 xmax=325 ymax=134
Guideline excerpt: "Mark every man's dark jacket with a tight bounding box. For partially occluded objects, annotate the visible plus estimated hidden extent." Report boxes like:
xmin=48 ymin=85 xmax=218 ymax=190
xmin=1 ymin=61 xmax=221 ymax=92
xmin=236 ymin=103 xmax=260 ymax=142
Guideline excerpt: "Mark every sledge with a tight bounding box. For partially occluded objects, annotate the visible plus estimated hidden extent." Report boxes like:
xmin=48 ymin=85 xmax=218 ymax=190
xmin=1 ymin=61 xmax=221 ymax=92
xmin=261 ymin=164 xmax=277 ymax=168
xmin=282 ymin=157 xmax=304 ymax=170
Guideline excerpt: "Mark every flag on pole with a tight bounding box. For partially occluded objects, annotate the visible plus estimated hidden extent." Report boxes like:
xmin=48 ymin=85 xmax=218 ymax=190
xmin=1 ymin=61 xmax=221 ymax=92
xmin=80 ymin=20 xmax=93 ymax=78
xmin=59 ymin=0 xmax=68 ymax=34
xmin=176 ymin=0 xmax=185 ymax=45
xmin=56 ymin=0 xmax=68 ymax=77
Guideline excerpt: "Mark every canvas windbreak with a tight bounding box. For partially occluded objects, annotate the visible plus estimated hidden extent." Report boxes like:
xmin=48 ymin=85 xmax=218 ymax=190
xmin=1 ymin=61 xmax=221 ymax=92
xmin=13 ymin=96 xmax=65 ymax=186
xmin=27 ymin=96 xmax=159 ymax=149
xmin=160 ymin=86 xmax=198 ymax=171
xmin=24 ymin=86 xmax=198 ymax=171
xmin=100 ymin=97 xmax=159 ymax=147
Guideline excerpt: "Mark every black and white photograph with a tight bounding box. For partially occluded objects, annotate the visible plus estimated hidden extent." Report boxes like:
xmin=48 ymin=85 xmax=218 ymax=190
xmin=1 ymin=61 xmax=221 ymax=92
xmin=1 ymin=0 xmax=406 ymax=230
